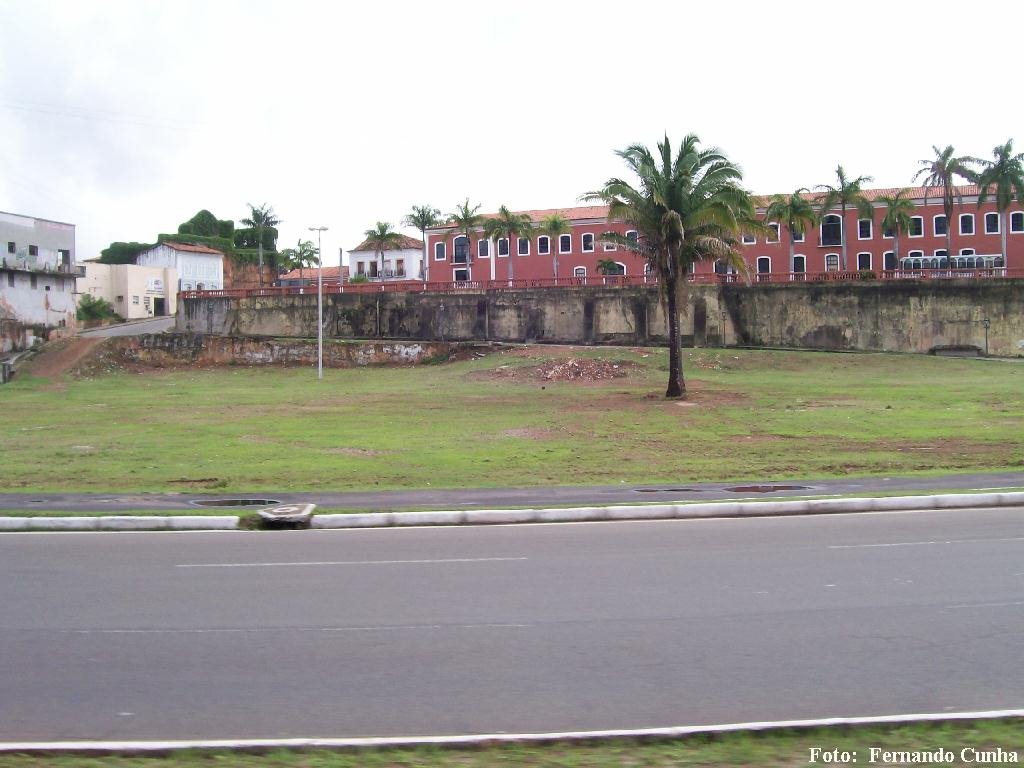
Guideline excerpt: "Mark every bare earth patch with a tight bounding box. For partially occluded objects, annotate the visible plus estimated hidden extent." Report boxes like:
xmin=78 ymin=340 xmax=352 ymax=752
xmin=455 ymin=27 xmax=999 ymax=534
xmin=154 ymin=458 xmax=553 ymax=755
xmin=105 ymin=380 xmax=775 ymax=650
xmin=324 ymin=447 xmax=387 ymax=456
xmin=500 ymin=428 xmax=557 ymax=440
xmin=476 ymin=357 xmax=643 ymax=384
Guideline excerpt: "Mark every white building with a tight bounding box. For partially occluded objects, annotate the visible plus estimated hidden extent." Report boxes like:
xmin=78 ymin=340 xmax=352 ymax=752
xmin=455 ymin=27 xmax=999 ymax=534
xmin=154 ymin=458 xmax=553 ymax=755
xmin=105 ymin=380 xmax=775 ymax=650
xmin=348 ymin=234 xmax=423 ymax=281
xmin=136 ymin=241 xmax=224 ymax=291
xmin=77 ymin=262 xmax=178 ymax=319
xmin=0 ymin=211 xmax=79 ymax=348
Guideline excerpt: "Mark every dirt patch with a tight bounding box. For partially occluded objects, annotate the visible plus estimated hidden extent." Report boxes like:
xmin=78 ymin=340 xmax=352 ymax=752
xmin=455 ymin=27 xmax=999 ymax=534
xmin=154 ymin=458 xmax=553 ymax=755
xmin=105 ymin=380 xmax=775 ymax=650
xmin=26 ymin=337 xmax=103 ymax=379
xmin=323 ymin=447 xmax=387 ymax=456
xmin=475 ymin=357 xmax=643 ymax=384
xmin=499 ymin=428 xmax=557 ymax=440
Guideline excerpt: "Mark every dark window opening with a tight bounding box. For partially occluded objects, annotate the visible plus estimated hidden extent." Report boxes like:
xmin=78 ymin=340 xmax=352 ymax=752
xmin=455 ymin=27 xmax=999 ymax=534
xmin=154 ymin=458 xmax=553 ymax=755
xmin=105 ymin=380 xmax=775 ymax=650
xmin=821 ymin=215 xmax=842 ymax=246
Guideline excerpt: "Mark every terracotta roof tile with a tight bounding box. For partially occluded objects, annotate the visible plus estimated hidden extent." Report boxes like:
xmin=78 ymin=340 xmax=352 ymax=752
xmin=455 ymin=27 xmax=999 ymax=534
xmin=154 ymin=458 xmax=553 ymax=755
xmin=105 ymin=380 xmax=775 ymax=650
xmin=278 ymin=265 xmax=349 ymax=281
xmin=428 ymin=206 xmax=611 ymax=232
xmin=162 ymin=241 xmax=225 ymax=255
xmin=349 ymin=234 xmax=423 ymax=252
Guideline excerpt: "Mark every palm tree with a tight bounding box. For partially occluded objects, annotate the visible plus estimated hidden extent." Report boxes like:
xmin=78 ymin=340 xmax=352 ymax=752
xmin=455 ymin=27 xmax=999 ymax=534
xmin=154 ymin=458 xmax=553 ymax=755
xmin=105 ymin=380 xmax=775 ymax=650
xmin=765 ymin=190 xmax=818 ymax=276
xmin=446 ymin=199 xmax=484 ymax=270
xmin=482 ymin=206 xmax=534 ymax=282
xmin=240 ymin=203 xmax=280 ymax=288
xmin=403 ymin=205 xmax=441 ymax=281
xmin=538 ymin=213 xmax=571 ymax=279
xmin=877 ymin=190 xmax=915 ymax=265
xmin=816 ymin=166 xmax=874 ymax=271
xmin=975 ymin=139 xmax=1024 ymax=268
xmin=912 ymin=145 xmax=978 ymax=263
xmin=363 ymin=222 xmax=404 ymax=280
xmin=584 ymin=134 xmax=754 ymax=398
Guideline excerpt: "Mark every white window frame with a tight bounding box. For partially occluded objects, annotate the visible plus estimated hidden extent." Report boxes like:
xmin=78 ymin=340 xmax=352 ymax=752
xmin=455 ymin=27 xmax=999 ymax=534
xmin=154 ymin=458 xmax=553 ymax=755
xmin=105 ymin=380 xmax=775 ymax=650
xmin=984 ymin=211 xmax=1000 ymax=234
xmin=742 ymin=233 xmax=756 ymax=245
xmin=537 ymin=235 xmax=550 ymax=255
xmin=934 ymin=249 xmax=948 ymax=259
xmin=821 ymin=214 xmax=843 ymax=246
xmin=624 ymin=230 xmax=638 ymax=248
xmin=792 ymin=227 xmax=805 ymax=244
xmin=497 ymin=237 xmax=509 ymax=257
xmin=477 ymin=238 xmax=490 ymax=258
xmin=824 ymin=253 xmax=840 ymax=271
xmin=933 ymin=214 xmax=947 ymax=237
xmin=558 ymin=234 xmax=572 ymax=254
xmin=433 ymin=241 xmax=445 ymax=261
xmin=602 ymin=239 xmax=616 ymax=251
xmin=573 ymin=266 xmax=586 ymax=278
xmin=856 ymin=252 xmax=872 ymax=271
xmin=909 ymin=216 xmax=924 ymax=238
xmin=959 ymin=213 xmax=975 ymax=235
xmin=858 ymin=218 xmax=873 ymax=240
xmin=766 ymin=222 xmax=780 ymax=244
xmin=581 ymin=233 xmax=595 ymax=253
xmin=756 ymin=256 xmax=771 ymax=274
xmin=883 ymin=251 xmax=895 ymax=270
xmin=959 ymin=248 xmax=975 ymax=256
xmin=907 ymin=249 xmax=924 ymax=260
xmin=453 ymin=267 xmax=471 ymax=282
xmin=517 ymin=237 xmax=530 ymax=256
xmin=1010 ymin=211 xmax=1024 ymax=233
xmin=792 ymin=254 xmax=806 ymax=273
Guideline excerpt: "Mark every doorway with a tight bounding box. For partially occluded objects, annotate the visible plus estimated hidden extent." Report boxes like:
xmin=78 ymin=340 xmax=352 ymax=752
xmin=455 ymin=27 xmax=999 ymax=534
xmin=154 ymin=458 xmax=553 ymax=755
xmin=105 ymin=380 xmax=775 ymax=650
xmin=153 ymin=298 xmax=166 ymax=316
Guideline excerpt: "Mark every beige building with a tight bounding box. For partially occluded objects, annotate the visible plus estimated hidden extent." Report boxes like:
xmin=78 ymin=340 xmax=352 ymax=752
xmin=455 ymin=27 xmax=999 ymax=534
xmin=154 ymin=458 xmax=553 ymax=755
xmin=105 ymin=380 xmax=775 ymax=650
xmin=77 ymin=262 xmax=178 ymax=319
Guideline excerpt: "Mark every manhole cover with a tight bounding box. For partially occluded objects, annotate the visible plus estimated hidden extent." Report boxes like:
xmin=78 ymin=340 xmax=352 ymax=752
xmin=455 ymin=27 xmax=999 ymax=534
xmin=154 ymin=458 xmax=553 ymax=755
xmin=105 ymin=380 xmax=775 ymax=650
xmin=191 ymin=499 xmax=280 ymax=508
xmin=634 ymin=488 xmax=701 ymax=493
xmin=725 ymin=485 xmax=809 ymax=493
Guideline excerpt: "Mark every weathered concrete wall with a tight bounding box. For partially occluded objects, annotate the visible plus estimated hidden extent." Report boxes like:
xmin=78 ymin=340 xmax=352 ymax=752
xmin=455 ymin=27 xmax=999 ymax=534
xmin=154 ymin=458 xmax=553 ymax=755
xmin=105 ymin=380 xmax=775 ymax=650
xmin=106 ymin=334 xmax=473 ymax=368
xmin=176 ymin=280 xmax=1024 ymax=356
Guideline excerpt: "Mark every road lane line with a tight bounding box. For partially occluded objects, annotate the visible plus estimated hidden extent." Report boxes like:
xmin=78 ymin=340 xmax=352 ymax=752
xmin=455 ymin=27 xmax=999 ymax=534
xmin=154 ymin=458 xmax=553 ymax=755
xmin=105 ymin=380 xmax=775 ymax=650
xmin=949 ymin=600 xmax=1024 ymax=610
xmin=175 ymin=557 xmax=528 ymax=568
xmin=4 ymin=709 xmax=1024 ymax=754
xmin=830 ymin=536 xmax=1024 ymax=549
xmin=62 ymin=623 xmax=531 ymax=635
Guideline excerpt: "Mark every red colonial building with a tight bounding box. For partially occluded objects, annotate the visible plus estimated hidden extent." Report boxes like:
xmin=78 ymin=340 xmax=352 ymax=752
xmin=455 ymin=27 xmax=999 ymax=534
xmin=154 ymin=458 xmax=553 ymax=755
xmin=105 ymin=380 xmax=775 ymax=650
xmin=425 ymin=185 xmax=1024 ymax=284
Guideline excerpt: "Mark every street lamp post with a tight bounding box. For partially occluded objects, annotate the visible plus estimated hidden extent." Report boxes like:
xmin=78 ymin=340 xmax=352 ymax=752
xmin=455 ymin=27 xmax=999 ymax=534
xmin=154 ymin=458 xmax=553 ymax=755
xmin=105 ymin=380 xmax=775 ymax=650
xmin=309 ymin=226 xmax=328 ymax=379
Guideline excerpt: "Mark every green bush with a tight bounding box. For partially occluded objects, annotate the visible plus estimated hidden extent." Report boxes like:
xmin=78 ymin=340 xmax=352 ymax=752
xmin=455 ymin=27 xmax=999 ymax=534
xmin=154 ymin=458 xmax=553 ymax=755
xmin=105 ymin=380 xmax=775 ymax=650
xmin=98 ymin=242 xmax=155 ymax=264
xmin=157 ymin=233 xmax=234 ymax=253
xmin=349 ymin=274 xmax=370 ymax=284
xmin=76 ymin=294 xmax=120 ymax=323
xmin=233 ymin=226 xmax=278 ymax=251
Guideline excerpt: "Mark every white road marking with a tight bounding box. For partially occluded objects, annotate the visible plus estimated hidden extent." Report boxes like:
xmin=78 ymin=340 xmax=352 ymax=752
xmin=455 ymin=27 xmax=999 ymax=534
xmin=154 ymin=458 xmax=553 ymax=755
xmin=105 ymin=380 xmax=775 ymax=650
xmin=175 ymin=557 xmax=528 ymax=568
xmin=3 ymin=709 xmax=1024 ymax=754
xmin=830 ymin=536 xmax=1024 ymax=550
xmin=63 ymin=623 xmax=530 ymax=635
xmin=949 ymin=600 xmax=1024 ymax=610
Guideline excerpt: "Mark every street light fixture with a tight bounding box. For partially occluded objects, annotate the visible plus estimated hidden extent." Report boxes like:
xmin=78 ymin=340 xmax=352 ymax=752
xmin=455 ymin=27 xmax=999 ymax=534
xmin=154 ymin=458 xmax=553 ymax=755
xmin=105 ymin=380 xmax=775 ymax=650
xmin=309 ymin=226 xmax=328 ymax=379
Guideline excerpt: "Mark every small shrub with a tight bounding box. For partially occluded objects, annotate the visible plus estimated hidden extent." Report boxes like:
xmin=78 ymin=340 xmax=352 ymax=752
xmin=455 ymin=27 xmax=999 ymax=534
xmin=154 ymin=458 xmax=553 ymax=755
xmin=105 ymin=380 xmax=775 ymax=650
xmin=858 ymin=270 xmax=877 ymax=280
xmin=349 ymin=274 xmax=370 ymax=284
xmin=77 ymin=295 xmax=119 ymax=323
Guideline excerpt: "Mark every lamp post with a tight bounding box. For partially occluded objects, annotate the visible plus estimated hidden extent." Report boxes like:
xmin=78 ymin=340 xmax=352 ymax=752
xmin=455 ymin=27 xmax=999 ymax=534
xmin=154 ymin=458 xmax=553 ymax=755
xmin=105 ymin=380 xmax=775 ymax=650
xmin=309 ymin=226 xmax=328 ymax=379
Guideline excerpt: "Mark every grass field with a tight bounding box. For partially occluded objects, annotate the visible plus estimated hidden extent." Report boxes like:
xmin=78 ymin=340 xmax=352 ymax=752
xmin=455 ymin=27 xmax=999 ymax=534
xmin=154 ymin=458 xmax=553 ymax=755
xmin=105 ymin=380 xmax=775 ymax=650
xmin=2 ymin=345 xmax=1022 ymax=493
xmin=1 ymin=719 xmax=1022 ymax=767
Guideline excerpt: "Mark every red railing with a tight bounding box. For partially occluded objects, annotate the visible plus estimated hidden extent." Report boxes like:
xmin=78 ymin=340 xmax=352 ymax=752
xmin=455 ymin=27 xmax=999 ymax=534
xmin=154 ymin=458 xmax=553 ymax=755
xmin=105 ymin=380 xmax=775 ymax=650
xmin=178 ymin=268 xmax=1024 ymax=300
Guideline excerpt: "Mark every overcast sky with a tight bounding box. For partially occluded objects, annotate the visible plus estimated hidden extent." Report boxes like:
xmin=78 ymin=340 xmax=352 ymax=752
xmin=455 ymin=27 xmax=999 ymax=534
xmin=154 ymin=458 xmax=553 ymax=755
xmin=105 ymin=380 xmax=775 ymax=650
xmin=1 ymin=0 xmax=1021 ymax=268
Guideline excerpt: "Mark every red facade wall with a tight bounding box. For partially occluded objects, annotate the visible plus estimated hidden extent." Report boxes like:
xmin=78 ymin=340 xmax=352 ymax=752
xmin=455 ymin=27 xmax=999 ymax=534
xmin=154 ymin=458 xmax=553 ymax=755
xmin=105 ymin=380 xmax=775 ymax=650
xmin=425 ymin=195 xmax=1023 ymax=282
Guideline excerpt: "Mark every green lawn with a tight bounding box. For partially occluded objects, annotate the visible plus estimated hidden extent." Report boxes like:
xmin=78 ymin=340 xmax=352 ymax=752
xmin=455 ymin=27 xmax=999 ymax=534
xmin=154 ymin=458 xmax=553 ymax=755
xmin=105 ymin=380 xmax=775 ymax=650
xmin=2 ymin=346 xmax=1022 ymax=493
xmin=1 ymin=719 xmax=1022 ymax=767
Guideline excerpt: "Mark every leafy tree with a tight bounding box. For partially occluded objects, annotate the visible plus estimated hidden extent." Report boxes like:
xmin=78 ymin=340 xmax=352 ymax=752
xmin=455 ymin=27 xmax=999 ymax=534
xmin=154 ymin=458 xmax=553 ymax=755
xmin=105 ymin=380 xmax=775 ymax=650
xmin=240 ymin=203 xmax=281 ymax=287
xmin=76 ymin=294 xmax=119 ymax=323
xmin=596 ymin=258 xmax=622 ymax=275
xmin=912 ymin=145 xmax=978 ymax=262
xmin=278 ymin=239 xmax=319 ymax=280
xmin=538 ymin=213 xmax=571 ymax=278
xmin=446 ymin=198 xmax=484 ymax=268
xmin=816 ymin=166 xmax=874 ymax=270
xmin=975 ymin=139 xmax=1024 ymax=267
xmin=98 ymin=242 xmax=154 ymax=264
xmin=363 ymin=222 xmax=404 ymax=279
xmin=482 ymin=206 xmax=534 ymax=282
xmin=349 ymin=273 xmax=370 ymax=284
xmin=585 ymin=134 xmax=754 ymax=398
xmin=403 ymin=205 xmax=442 ymax=281
xmin=765 ymin=190 xmax=818 ymax=273
xmin=877 ymin=189 xmax=916 ymax=264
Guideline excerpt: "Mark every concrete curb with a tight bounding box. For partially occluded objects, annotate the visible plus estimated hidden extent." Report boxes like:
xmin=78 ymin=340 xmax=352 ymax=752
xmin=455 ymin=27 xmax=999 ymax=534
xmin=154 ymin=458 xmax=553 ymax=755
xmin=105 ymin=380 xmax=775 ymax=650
xmin=0 ymin=515 xmax=239 ymax=532
xmin=2 ymin=708 xmax=1022 ymax=755
xmin=311 ymin=491 xmax=1024 ymax=529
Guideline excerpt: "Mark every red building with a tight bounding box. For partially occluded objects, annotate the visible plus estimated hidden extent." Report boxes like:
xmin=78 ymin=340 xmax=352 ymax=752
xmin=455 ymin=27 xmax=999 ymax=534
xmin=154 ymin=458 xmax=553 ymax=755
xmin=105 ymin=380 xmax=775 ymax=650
xmin=426 ymin=186 xmax=1023 ymax=284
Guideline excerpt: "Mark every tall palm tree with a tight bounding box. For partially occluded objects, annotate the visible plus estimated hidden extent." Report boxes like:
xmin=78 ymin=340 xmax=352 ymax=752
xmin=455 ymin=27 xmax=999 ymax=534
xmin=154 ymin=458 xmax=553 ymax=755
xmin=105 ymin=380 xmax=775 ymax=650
xmin=240 ymin=203 xmax=280 ymax=288
xmin=877 ymin=190 xmax=915 ymax=265
xmin=363 ymin=222 xmax=404 ymax=280
xmin=403 ymin=205 xmax=441 ymax=281
xmin=816 ymin=166 xmax=874 ymax=271
xmin=912 ymin=145 xmax=978 ymax=262
xmin=584 ymin=134 xmax=754 ymax=398
xmin=482 ymin=206 xmax=534 ymax=282
xmin=538 ymin=213 xmax=571 ymax=279
xmin=446 ymin=199 xmax=484 ymax=269
xmin=765 ymin=190 xmax=818 ymax=275
xmin=975 ymin=139 xmax=1024 ymax=268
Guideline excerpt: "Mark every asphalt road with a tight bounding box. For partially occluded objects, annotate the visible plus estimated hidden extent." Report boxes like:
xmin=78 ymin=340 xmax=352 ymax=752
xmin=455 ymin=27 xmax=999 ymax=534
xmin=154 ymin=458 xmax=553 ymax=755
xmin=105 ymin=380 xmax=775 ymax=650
xmin=1 ymin=507 xmax=1023 ymax=741
xmin=2 ymin=470 xmax=1024 ymax=512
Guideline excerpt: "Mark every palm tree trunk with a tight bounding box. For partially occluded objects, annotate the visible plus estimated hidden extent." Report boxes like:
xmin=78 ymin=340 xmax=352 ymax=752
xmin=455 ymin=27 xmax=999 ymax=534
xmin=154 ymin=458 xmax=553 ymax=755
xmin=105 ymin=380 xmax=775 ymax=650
xmin=421 ymin=230 xmax=428 ymax=282
xmin=789 ymin=233 xmax=795 ymax=280
xmin=664 ymin=272 xmax=684 ymax=398
xmin=506 ymin=235 xmax=513 ymax=283
xmin=840 ymin=203 xmax=848 ymax=271
xmin=1001 ymin=210 xmax=1008 ymax=269
xmin=257 ymin=234 xmax=264 ymax=288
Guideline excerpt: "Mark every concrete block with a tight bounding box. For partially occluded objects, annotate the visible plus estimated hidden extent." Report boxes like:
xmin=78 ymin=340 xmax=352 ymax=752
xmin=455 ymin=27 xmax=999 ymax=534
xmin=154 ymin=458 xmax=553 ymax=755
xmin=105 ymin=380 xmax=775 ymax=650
xmin=536 ymin=506 xmax=607 ymax=522
xmin=605 ymin=505 xmax=678 ymax=520
xmin=167 ymin=516 xmax=239 ymax=530
xmin=312 ymin=513 xmax=392 ymax=529
xmin=98 ymin=516 xmax=170 ymax=531
xmin=391 ymin=511 xmax=465 ymax=527
xmin=0 ymin=518 xmax=30 ymax=531
xmin=463 ymin=509 xmax=540 ymax=525
xmin=26 ymin=517 xmax=99 ymax=531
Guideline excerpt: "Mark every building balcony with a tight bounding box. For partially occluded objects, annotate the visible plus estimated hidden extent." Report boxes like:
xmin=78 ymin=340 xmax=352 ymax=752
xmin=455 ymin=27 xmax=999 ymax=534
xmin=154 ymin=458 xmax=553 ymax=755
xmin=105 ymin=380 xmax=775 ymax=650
xmin=359 ymin=269 xmax=407 ymax=281
xmin=1 ymin=256 xmax=81 ymax=276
